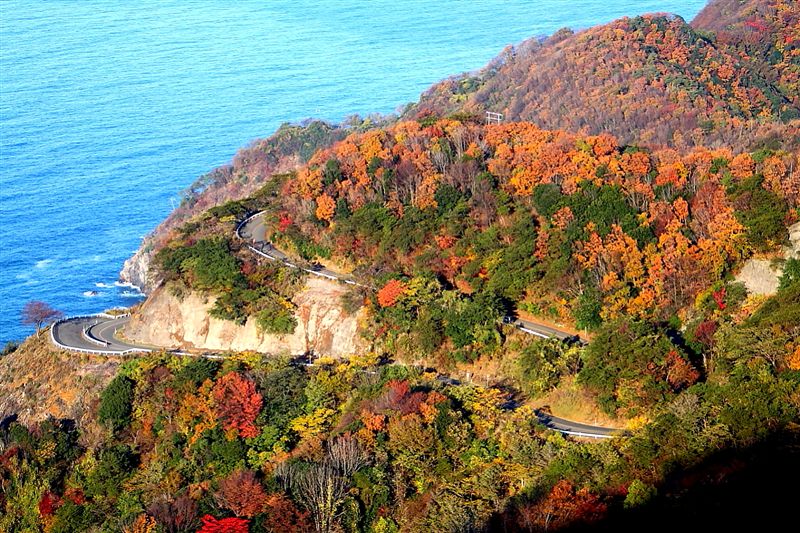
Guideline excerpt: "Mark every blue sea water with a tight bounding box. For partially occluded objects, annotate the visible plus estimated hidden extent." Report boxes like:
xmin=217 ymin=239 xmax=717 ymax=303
xmin=0 ymin=0 xmax=707 ymax=343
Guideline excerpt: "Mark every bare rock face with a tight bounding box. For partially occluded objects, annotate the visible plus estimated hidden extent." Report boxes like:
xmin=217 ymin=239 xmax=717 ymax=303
xmin=120 ymin=244 xmax=156 ymax=293
xmin=736 ymin=221 xmax=800 ymax=296
xmin=124 ymin=277 xmax=367 ymax=358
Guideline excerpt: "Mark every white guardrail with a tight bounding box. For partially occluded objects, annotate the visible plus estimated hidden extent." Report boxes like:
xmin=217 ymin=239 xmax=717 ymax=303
xmin=557 ymin=429 xmax=615 ymax=439
xmin=236 ymin=211 xmax=372 ymax=289
xmin=50 ymin=314 xmax=152 ymax=356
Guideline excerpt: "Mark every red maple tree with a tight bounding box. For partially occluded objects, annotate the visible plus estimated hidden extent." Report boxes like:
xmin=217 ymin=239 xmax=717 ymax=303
xmin=212 ymin=372 xmax=263 ymax=439
xmin=197 ymin=515 xmax=249 ymax=533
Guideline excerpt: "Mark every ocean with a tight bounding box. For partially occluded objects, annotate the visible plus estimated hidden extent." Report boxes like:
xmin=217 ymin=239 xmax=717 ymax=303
xmin=0 ymin=0 xmax=707 ymax=343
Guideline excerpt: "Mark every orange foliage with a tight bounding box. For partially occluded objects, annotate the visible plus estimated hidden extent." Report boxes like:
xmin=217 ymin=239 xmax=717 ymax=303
xmin=665 ymin=350 xmax=701 ymax=390
xmin=215 ymin=470 xmax=268 ymax=518
xmin=518 ymin=480 xmax=607 ymax=531
xmin=315 ymin=193 xmax=335 ymax=223
xmin=377 ymin=279 xmax=407 ymax=307
xmin=263 ymin=493 xmax=312 ymax=533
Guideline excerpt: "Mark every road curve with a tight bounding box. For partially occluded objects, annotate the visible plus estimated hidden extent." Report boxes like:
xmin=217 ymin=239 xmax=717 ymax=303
xmin=49 ymin=211 xmax=618 ymax=438
xmin=239 ymin=211 xmax=618 ymax=438
xmin=51 ymin=315 xmax=150 ymax=354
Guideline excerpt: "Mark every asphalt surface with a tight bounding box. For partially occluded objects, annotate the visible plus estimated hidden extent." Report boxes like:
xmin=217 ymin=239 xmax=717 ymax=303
xmin=51 ymin=315 xmax=149 ymax=354
xmin=50 ymin=211 xmax=618 ymax=437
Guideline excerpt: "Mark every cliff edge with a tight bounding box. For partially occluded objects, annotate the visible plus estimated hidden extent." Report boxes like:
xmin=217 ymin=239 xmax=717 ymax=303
xmin=124 ymin=276 xmax=367 ymax=357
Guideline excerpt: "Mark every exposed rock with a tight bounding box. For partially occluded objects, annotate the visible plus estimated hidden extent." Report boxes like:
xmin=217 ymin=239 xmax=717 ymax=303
xmin=123 ymin=277 xmax=367 ymax=358
xmin=736 ymin=221 xmax=800 ymax=296
xmin=120 ymin=244 xmax=156 ymax=293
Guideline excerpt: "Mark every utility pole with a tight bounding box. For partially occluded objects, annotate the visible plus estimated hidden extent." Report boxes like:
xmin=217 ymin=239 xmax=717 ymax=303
xmin=485 ymin=111 xmax=503 ymax=125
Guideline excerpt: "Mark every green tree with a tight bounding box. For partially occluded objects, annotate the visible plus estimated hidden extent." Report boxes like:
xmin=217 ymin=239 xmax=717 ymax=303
xmin=98 ymin=375 xmax=134 ymax=431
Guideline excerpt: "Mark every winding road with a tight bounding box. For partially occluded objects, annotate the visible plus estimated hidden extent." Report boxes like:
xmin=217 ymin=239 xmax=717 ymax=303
xmin=50 ymin=210 xmax=619 ymax=438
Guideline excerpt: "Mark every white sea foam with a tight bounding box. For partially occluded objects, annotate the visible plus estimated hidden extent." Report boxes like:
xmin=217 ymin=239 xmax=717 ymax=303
xmin=35 ymin=259 xmax=53 ymax=268
xmin=121 ymin=291 xmax=145 ymax=298
xmin=95 ymin=282 xmax=115 ymax=288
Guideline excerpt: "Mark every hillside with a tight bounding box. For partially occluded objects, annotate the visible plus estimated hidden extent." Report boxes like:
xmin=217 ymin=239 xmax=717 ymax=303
xmin=121 ymin=1 xmax=798 ymax=292
xmin=3 ymin=1 xmax=800 ymax=531
xmin=408 ymin=0 xmax=798 ymax=149
xmin=121 ymin=121 xmax=349 ymax=291
xmin=1 ymin=280 xmax=798 ymax=531
xmin=0 ymin=336 xmax=119 ymax=447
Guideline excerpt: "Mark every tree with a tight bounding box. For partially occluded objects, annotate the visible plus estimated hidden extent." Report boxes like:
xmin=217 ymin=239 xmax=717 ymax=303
xmin=147 ymin=494 xmax=199 ymax=533
xmin=517 ymin=480 xmax=606 ymax=531
xmin=21 ymin=300 xmax=63 ymax=337
xmin=98 ymin=376 xmax=135 ymax=431
xmin=263 ymin=493 xmax=312 ymax=533
xmin=215 ymin=469 xmax=268 ymax=518
xmin=197 ymin=515 xmax=249 ymax=533
xmin=377 ymin=279 xmax=406 ymax=307
xmin=212 ymin=372 xmax=263 ymax=439
xmin=316 ymin=193 xmax=336 ymax=223
xmin=278 ymin=435 xmax=367 ymax=533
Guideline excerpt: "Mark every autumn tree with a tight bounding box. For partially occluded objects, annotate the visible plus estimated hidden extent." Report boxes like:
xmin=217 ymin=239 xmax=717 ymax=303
xmin=315 ymin=193 xmax=336 ymax=223
xmin=215 ymin=469 xmax=268 ymax=518
xmin=212 ymin=372 xmax=263 ymax=439
xmin=21 ymin=300 xmax=63 ymax=337
xmin=123 ymin=514 xmax=157 ymax=533
xmin=278 ymin=435 xmax=367 ymax=533
xmin=376 ymin=279 xmax=406 ymax=307
xmin=147 ymin=494 xmax=199 ymax=533
xmin=263 ymin=493 xmax=313 ymax=533
xmin=197 ymin=515 xmax=249 ymax=533
xmin=517 ymin=480 xmax=606 ymax=531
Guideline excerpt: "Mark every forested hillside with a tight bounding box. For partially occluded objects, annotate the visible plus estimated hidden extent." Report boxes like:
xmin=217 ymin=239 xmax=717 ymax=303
xmin=3 ymin=0 xmax=799 ymax=532
xmin=410 ymin=0 xmax=799 ymax=149
xmin=123 ymin=0 xmax=798 ymax=289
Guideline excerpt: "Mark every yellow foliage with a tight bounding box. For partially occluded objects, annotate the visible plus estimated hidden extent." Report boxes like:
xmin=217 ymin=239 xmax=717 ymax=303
xmin=290 ymin=408 xmax=336 ymax=440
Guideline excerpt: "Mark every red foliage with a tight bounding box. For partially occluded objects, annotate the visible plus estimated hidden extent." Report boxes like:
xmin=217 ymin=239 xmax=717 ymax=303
xmin=0 ymin=446 xmax=19 ymax=468
xmin=712 ymin=287 xmax=727 ymax=310
xmin=694 ymin=320 xmax=718 ymax=347
xmin=197 ymin=515 xmax=250 ymax=533
xmin=212 ymin=372 xmax=263 ymax=439
xmin=38 ymin=491 xmax=61 ymax=517
xmin=665 ymin=351 xmax=701 ymax=391
xmin=215 ymin=470 xmax=268 ymax=518
xmin=263 ymin=493 xmax=312 ymax=533
xmin=377 ymin=279 xmax=406 ymax=307
xmin=278 ymin=212 xmax=293 ymax=232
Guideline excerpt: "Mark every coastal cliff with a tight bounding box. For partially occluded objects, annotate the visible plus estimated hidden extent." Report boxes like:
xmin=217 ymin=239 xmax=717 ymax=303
xmin=124 ymin=277 xmax=367 ymax=357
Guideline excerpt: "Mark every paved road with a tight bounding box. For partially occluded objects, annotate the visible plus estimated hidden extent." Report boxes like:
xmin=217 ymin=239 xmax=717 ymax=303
xmin=239 ymin=211 xmax=617 ymax=437
xmin=50 ymin=210 xmax=618 ymax=438
xmin=536 ymin=411 xmax=620 ymax=438
xmin=51 ymin=315 xmax=150 ymax=354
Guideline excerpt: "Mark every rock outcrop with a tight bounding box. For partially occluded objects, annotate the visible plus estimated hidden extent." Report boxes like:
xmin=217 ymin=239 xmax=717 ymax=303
xmin=124 ymin=277 xmax=367 ymax=357
xmin=736 ymin=221 xmax=800 ymax=296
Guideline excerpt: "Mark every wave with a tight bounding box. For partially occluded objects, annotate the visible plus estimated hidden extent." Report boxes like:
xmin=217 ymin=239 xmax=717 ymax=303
xmin=35 ymin=259 xmax=53 ymax=269
xmin=83 ymin=290 xmax=104 ymax=297
xmin=121 ymin=290 xmax=145 ymax=298
xmin=95 ymin=282 xmax=115 ymax=288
